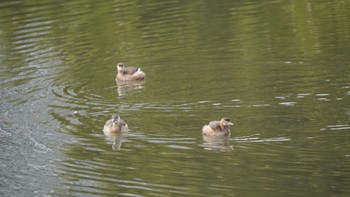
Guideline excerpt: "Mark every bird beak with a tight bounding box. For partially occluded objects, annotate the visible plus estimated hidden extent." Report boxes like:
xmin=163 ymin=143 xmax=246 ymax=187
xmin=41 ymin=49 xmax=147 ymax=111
xmin=228 ymin=122 xmax=234 ymax=125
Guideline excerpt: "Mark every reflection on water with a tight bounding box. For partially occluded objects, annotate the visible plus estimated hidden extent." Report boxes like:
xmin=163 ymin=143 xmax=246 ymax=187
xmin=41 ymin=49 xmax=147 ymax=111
xmin=116 ymin=80 xmax=145 ymax=97
xmin=1 ymin=0 xmax=350 ymax=196
xmin=202 ymin=135 xmax=234 ymax=152
xmin=104 ymin=131 xmax=128 ymax=151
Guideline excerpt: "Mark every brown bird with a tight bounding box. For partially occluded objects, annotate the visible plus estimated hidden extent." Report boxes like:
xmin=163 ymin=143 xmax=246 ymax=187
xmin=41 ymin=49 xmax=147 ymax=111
xmin=116 ymin=62 xmax=146 ymax=81
xmin=202 ymin=117 xmax=234 ymax=136
xmin=103 ymin=114 xmax=129 ymax=134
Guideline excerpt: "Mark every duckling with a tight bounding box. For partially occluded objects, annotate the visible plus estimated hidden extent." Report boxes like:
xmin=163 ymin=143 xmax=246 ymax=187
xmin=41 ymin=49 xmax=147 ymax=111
xmin=202 ymin=117 xmax=233 ymax=137
xmin=103 ymin=114 xmax=128 ymax=134
xmin=116 ymin=62 xmax=146 ymax=81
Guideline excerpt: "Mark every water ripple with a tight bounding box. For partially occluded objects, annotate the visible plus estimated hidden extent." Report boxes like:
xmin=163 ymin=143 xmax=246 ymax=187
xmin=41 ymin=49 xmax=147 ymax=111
xmin=57 ymin=158 xmax=189 ymax=195
xmin=1 ymin=1 xmax=350 ymax=196
xmin=327 ymin=125 xmax=350 ymax=131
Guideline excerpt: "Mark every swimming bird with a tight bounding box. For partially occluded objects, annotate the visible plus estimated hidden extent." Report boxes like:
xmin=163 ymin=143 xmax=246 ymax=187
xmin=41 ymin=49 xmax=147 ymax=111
xmin=202 ymin=117 xmax=233 ymax=136
xmin=116 ymin=62 xmax=146 ymax=81
xmin=103 ymin=114 xmax=128 ymax=134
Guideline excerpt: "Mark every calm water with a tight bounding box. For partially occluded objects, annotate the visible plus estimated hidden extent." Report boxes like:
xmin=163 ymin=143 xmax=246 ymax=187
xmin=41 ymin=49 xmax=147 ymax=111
xmin=1 ymin=0 xmax=350 ymax=196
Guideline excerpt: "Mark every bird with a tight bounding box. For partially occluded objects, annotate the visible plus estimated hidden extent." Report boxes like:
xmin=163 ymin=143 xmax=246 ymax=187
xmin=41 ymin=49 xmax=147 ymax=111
xmin=116 ymin=62 xmax=146 ymax=81
xmin=202 ymin=117 xmax=233 ymax=136
xmin=103 ymin=114 xmax=129 ymax=134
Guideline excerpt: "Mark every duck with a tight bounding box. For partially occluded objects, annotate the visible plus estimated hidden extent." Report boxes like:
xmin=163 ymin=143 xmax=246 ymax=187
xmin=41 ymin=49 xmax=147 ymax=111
xmin=202 ymin=117 xmax=234 ymax=137
xmin=116 ymin=62 xmax=146 ymax=82
xmin=103 ymin=114 xmax=129 ymax=134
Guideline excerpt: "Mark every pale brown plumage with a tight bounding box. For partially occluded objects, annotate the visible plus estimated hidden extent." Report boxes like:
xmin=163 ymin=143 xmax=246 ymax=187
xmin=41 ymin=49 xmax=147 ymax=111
xmin=121 ymin=66 xmax=139 ymax=75
xmin=116 ymin=62 xmax=146 ymax=81
xmin=103 ymin=114 xmax=129 ymax=134
xmin=202 ymin=117 xmax=234 ymax=136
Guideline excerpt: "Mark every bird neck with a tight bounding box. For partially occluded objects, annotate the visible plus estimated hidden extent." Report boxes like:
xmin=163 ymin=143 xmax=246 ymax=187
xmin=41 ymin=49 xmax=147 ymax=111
xmin=220 ymin=124 xmax=226 ymax=130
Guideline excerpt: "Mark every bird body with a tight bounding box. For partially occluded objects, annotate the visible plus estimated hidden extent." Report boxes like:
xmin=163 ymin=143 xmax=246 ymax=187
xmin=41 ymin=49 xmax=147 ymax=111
xmin=103 ymin=114 xmax=128 ymax=134
xmin=202 ymin=117 xmax=233 ymax=137
xmin=116 ymin=63 xmax=145 ymax=81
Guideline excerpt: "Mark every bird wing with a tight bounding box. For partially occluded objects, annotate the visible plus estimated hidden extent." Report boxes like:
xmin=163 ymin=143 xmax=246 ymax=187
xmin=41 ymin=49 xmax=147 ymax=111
xmin=105 ymin=119 xmax=113 ymax=127
xmin=209 ymin=121 xmax=221 ymax=130
xmin=123 ymin=67 xmax=139 ymax=75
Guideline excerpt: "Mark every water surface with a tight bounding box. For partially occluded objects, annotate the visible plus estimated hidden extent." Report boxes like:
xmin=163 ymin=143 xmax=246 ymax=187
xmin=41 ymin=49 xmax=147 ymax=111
xmin=1 ymin=0 xmax=350 ymax=196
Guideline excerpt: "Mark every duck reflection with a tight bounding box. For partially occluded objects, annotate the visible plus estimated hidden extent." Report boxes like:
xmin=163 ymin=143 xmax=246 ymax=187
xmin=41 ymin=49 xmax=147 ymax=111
xmin=116 ymin=80 xmax=145 ymax=97
xmin=104 ymin=132 xmax=128 ymax=151
xmin=202 ymin=135 xmax=234 ymax=151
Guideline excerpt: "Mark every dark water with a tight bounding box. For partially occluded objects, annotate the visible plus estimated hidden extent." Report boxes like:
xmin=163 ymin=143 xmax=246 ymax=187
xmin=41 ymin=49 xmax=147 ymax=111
xmin=1 ymin=0 xmax=350 ymax=196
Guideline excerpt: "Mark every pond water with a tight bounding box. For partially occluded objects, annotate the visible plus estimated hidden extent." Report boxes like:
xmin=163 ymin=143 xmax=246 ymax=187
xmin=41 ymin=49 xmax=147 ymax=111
xmin=1 ymin=0 xmax=350 ymax=196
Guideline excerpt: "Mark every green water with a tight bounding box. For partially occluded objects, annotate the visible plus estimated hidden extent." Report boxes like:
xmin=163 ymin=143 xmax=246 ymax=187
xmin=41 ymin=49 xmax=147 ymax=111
xmin=1 ymin=0 xmax=350 ymax=196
